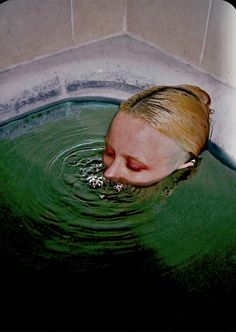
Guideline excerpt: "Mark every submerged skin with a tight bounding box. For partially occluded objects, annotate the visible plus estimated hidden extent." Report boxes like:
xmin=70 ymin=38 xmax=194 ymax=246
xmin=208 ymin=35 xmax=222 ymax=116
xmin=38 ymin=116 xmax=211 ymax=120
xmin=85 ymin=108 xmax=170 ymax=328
xmin=103 ymin=112 xmax=192 ymax=187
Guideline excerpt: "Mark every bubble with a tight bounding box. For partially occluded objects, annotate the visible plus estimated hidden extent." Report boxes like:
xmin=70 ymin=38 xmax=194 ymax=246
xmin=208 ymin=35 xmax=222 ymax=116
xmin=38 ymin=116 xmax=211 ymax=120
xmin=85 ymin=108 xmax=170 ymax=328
xmin=0 ymin=102 xmax=164 ymax=258
xmin=88 ymin=175 xmax=104 ymax=188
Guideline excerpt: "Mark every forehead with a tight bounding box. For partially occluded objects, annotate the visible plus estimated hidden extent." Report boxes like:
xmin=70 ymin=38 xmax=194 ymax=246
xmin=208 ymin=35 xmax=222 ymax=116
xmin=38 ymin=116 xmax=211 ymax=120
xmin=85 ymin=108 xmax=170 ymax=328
xmin=106 ymin=112 xmax=182 ymax=157
xmin=108 ymin=111 xmax=154 ymax=141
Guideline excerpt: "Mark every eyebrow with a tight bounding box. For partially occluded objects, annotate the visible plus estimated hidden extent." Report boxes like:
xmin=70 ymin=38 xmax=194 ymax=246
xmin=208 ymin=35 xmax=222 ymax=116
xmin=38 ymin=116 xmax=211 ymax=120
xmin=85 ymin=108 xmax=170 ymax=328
xmin=104 ymin=137 xmax=149 ymax=170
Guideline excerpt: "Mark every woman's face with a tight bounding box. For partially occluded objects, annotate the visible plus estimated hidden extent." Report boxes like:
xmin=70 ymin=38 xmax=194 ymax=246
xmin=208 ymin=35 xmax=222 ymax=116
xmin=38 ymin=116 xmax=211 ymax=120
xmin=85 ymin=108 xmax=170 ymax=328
xmin=103 ymin=112 xmax=188 ymax=187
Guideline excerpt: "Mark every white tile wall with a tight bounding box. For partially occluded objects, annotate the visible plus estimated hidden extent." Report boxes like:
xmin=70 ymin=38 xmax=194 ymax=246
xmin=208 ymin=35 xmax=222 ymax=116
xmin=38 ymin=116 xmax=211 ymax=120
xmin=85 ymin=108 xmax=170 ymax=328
xmin=72 ymin=0 xmax=126 ymax=45
xmin=127 ymin=0 xmax=210 ymax=64
xmin=201 ymin=0 xmax=236 ymax=88
xmin=0 ymin=0 xmax=72 ymax=70
xmin=0 ymin=0 xmax=235 ymax=88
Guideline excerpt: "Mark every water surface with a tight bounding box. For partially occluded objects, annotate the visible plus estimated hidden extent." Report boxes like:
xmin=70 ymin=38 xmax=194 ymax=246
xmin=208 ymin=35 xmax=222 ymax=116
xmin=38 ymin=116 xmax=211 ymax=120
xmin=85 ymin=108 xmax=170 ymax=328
xmin=0 ymin=100 xmax=235 ymax=330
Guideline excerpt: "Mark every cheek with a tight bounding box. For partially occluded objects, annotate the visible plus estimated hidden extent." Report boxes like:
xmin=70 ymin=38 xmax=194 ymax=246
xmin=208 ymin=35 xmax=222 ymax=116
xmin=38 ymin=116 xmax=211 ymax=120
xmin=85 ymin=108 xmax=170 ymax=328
xmin=147 ymin=163 xmax=175 ymax=183
xmin=121 ymin=171 xmax=157 ymax=187
xmin=132 ymin=166 xmax=172 ymax=185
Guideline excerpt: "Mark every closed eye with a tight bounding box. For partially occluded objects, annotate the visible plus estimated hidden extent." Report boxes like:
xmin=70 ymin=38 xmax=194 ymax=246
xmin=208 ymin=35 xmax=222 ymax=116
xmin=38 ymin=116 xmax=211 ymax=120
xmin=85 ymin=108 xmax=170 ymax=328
xmin=104 ymin=147 xmax=115 ymax=157
xmin=126 ymin=160 xmax=143 ymax=172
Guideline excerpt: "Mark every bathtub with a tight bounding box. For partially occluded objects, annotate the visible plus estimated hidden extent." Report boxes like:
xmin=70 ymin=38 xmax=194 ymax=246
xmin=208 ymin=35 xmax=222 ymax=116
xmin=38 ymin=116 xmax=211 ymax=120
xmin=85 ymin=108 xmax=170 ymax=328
xmin=0 ymin=35 xmax=236 ymax=170
xmin=0 ymin=34 xmax=236 ymax=331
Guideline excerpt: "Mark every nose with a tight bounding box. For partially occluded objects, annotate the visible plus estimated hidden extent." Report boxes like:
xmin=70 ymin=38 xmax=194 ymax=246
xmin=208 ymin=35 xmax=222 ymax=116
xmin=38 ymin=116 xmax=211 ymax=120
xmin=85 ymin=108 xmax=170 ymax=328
xmin=103 ymin=159 xmax=125 ymax=183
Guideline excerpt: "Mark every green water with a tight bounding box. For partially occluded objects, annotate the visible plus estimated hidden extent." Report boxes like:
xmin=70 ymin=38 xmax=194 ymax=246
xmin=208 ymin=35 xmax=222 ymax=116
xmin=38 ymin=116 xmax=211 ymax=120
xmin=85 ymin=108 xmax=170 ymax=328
xmin=0 ymin=99 xmax=235 ymax=329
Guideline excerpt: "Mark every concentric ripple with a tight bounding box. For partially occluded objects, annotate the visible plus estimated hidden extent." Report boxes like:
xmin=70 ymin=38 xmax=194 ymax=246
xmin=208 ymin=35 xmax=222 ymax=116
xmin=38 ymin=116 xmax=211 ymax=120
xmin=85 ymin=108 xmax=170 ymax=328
xmin=1 ymin=99 xmax=235 ymax=275
xmin=0 ymin=101 xmax=164 ymax=258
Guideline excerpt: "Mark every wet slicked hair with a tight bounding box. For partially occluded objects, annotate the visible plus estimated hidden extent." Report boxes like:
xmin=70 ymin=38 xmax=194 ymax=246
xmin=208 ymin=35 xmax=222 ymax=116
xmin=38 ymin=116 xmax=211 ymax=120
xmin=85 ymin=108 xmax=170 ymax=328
xmin=120 ymin=84 xmax=212 ymax=157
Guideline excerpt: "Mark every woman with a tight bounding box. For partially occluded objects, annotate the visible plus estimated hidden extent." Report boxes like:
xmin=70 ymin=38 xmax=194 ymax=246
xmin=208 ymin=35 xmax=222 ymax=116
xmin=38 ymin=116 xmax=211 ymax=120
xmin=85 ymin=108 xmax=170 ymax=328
xmin=103 ymin=84 xmax=212 ymax=187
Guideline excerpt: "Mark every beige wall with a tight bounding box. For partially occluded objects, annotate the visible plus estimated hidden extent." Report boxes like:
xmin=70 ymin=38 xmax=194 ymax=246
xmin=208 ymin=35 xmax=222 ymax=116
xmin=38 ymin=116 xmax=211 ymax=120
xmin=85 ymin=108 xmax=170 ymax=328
xmin=0 ymin=0 xmax=126 ymax=70
xmin=0 ymin=0 xmax=73 ymax=69
xmin=202 ymin=0 xmax=236 ymax=88
xmin=0 ymin=0 xmax=235 ymax=88
xmin=127 ymin=0 xmax=236 ymax=88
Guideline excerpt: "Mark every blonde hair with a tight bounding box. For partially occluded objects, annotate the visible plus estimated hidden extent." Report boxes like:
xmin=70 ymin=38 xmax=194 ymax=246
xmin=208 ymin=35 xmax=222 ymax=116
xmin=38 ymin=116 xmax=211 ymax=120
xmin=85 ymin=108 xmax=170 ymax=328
xmin=120 ymin=84 xmax=212 ymax=156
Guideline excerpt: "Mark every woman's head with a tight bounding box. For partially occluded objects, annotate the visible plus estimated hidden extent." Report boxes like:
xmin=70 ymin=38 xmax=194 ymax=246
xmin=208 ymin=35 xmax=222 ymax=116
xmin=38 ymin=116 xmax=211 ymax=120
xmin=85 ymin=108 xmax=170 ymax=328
xmin=103 ymin=84 xmax=212 ymax=187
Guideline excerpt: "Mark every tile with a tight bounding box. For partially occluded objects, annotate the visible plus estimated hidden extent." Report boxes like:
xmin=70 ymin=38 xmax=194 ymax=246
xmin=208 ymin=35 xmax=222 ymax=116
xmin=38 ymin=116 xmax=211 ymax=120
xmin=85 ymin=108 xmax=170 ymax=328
xmin=72 ymin=0 xmax=126 ymax=44
xmin=202 ymin=0 xmax=236 ymax=88
xmin=0 ymin=0 xmax=72 ymax=70
xmin=127 ymin=0 xmax=210 ymax=64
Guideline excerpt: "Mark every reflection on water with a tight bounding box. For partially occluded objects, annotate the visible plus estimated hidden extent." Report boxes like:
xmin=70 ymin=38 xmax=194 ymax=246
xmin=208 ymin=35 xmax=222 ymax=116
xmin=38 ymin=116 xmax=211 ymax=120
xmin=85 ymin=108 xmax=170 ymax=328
xmin=0 ymin=99 xmax=235 ymax=330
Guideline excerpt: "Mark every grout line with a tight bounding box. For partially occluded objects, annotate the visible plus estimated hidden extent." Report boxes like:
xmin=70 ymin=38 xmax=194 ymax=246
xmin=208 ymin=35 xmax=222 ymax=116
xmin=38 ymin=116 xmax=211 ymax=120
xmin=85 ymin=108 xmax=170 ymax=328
xmin=70 ymin=0 xmax=75 ymax=42
xmin=200 ymin=0 xmax=212 ymax=64
xmin=0 ymin=31 xmax=235 ymax=90
xmin=125 ymin=30 xmax=236 ymax=89
xmin=122 ymin=0 xmax=128 ymax=32
xmin=0 ymin=32 xmax=126 ymax=74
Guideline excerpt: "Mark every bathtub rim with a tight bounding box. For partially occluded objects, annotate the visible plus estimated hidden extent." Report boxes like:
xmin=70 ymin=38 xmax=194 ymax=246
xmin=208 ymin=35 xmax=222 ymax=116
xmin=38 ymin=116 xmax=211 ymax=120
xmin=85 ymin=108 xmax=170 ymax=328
xmin=0 ymin=95 xmax=236 ymax=172
xmin=0 ymin=95 xmax=122 ymax=128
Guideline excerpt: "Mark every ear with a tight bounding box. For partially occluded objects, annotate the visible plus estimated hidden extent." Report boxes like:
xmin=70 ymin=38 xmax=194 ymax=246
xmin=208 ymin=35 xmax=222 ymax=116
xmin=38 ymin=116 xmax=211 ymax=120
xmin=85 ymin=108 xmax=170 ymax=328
xmin=177 ymin=160 xmax=195 ymax=169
